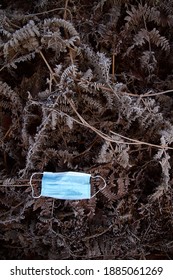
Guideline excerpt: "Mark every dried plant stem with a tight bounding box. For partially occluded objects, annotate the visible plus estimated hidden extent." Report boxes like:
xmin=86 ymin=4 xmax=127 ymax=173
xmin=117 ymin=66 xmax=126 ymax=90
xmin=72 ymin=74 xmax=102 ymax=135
xmin=39 ymin=51 xmax=57 ymax=83
xmin=67 ymin=99 xmax=173 ymax=150
xmin=75 ymin=78 xmax=173 ymax=98
xmin=112 ymin=53 xmax=115 ymax=78
xmin=0 ymin=201 xmax=24 ymax=218
xmin=82 ymin=222 xmax=117 ymax=241
xmin=63 ymin=0 xmax=69 ymax=20
xmin=139 ymin=89 xmax=173 ymax=97
xmin=25 ymin=8 xmax=72 ymax=21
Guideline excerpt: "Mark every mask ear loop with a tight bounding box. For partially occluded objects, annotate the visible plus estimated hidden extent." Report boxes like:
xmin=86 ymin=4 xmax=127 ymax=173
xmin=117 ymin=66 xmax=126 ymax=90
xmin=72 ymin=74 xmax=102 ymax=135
xmin=29 ymin=172 xmax=43 ymax=198
xmin=91 ymin=175 xmax=107 ymax=198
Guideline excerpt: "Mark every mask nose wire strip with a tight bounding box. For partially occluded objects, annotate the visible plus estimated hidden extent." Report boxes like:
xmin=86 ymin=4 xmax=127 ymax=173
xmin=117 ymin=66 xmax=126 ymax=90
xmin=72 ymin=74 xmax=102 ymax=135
xmin=91 ymin=175 xmax=107 ymax=198
xmin=29 ymin=172 xmax=43 ymax=198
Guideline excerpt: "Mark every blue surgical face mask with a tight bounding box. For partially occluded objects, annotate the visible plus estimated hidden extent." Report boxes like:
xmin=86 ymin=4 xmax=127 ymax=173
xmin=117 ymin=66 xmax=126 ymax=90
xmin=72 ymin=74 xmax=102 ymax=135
xmin=30 ymin=171 xmax=106 ymax=200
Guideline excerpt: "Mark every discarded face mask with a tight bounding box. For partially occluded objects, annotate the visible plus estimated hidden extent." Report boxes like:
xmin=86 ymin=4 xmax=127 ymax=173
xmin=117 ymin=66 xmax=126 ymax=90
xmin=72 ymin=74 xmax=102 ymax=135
xmin=30 ymin=171 xmax=106 ymax=200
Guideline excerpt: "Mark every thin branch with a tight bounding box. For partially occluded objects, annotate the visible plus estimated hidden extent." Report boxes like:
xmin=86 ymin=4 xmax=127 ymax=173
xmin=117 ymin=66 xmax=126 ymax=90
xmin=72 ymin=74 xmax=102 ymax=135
xmin=25 ymin=7 xmax=72 ymax=21
xmin=63 ymin=0 xmax=69 ymax=20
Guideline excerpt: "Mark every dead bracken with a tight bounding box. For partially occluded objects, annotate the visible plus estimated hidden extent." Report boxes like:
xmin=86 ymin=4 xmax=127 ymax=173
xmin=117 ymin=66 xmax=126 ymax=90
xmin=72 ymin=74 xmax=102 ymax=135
xmin=0 ymin=0 xmax=173 ymax=260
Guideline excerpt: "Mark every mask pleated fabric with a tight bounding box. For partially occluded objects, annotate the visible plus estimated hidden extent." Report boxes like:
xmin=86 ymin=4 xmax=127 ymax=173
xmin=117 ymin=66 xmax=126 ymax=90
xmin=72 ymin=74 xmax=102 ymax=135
xmin=30 ymin=171 xmax=106 ymax=200
xmin=41 ymin=171 xmax=91 ymax=200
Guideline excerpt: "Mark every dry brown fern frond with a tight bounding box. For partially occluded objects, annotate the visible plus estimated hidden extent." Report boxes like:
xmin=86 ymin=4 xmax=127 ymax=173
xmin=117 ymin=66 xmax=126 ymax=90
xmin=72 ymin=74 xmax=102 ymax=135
xmin=125 ymin=3 xmax=150 ymax=30
xmin=149 ymin=28 xmax=170 ymax=52
xmin=157 ymin=0 xmax=173 ymax=24
xmin=127 ymin=28 xmax=170 ymax=54
xmin=82 ymin=94 xmax=105 ymax=115
xmin=3 ymin=20 xmax=40 ymax=59
xmin=125 ymin=3 xmax=160 ymax=30
xmin=43 ymin=18 xmax=79 ymax=38
xmin=60 ymin=64 xmax=78 ymax=85
xmin=82 ymin=44 xmax=111 ymax=83
xmin=96 ymin=141 xmax=114 ymax=163
xmin=41 ymin=18 xmax=80 ymax=53
xmin=6 ymin=52 xmax=36 ymax=69
xmin=100 ymin=1 xmax=122 ymax=28
xmin=0 ymin=81 xmax=22 ymax=114
xmin=99 ymin=184 xmax=117 ymax=201
xmin=140 ymin=50 xmax=157 ymax=74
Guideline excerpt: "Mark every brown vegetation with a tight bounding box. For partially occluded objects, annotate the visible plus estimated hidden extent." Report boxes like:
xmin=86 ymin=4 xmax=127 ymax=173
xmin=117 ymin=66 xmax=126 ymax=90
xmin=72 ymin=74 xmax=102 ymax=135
xmin=0 ymin=0 xmax=173 ymax=259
